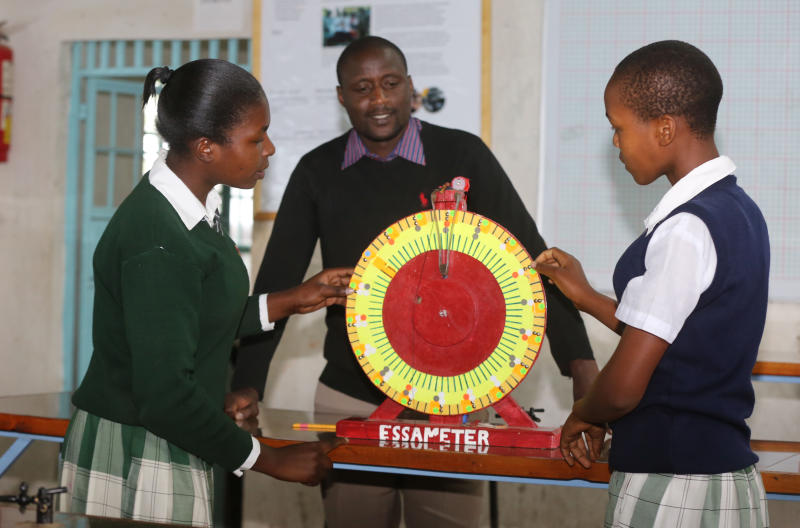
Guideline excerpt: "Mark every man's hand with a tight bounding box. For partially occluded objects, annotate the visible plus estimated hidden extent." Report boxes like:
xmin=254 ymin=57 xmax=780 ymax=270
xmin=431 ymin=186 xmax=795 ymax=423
xmin=224 ymin=387 xmax=260 ymax=425
xmin=559 ymin=411 xmax=606 ymax=469
xmin=253 ymin=436 xmax=347 ymax=486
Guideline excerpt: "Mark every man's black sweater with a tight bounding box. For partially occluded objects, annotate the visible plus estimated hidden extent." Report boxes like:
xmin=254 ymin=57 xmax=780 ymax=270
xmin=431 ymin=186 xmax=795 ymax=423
xmin=234 ymin=121 xmax=593 ymax=404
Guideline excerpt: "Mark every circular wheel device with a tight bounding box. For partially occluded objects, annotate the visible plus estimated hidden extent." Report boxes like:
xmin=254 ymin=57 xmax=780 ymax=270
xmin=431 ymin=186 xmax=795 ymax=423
xmin=346 ymin=209 xmax=547 ymax=415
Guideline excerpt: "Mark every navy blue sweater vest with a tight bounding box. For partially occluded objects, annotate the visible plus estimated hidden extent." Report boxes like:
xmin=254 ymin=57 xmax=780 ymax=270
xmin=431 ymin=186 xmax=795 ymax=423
xmin=610 ymin=175 xmax=769 ymax=474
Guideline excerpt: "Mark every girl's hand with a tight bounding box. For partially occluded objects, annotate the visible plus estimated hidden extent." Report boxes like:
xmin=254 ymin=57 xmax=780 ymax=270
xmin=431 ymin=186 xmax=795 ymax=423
xmin=267 ymin=267 xmax=354 ymax=321
xmin=533 ymin=247 xmax=594 ymax=311
xmin=224 ymin=387 xmax=260 ymax=423
xmin=534 ymin=247 xmax=624 ymax=334
xmin=253 ymin=436 xmax=347 ymax=485
xmin=292 ymin=267 xmax=354 ymax=314
xmin=559 ymin=411 xmax=606 ymax=469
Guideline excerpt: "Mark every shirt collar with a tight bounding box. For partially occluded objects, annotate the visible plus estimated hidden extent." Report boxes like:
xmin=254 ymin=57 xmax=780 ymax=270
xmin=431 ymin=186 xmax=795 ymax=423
xmin=341 ymin=117 xmax=426 ymax=169
xmin=644 ymin=155 xmax=736 ymax=234
xmin=147 ymin=151 xmax=222 ymax=230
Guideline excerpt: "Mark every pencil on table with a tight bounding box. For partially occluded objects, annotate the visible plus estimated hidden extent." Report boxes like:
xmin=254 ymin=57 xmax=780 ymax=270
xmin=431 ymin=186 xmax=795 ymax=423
xmin=292 ymin=423 xmax=337 ymax=432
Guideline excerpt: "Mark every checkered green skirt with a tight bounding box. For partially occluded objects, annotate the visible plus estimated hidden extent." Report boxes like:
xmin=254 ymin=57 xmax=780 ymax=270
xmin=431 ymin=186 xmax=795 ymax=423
xmin=606 ymin=466 xmax=769 ymax=527
xmin=58 ymin=409 xmax=214 ymax=527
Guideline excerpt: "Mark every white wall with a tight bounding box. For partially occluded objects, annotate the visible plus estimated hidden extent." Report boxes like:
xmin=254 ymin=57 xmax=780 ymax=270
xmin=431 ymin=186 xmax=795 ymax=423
xmin=0 ymin=0 xmax=251 ymax=396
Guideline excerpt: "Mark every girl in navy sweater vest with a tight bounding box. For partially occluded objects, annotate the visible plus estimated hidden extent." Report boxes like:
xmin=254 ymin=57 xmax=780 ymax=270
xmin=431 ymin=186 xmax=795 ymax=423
xmin=534 ymin=41 xmax=769 ymax=527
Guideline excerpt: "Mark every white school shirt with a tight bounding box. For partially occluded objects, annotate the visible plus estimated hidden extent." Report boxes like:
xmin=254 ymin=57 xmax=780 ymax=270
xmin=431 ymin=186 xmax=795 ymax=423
xmin=148 ymin=153 xmax=268 ymax=475
xmin=615 ymin=156 xmax=736 ymax=344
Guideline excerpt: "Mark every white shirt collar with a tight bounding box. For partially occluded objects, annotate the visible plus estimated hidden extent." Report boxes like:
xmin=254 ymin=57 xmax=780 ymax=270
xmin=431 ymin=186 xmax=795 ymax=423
xmin=644 ymin=155 xmax=736 ymax=234
xmin=147 ymin=151 xmax=222 ymax=230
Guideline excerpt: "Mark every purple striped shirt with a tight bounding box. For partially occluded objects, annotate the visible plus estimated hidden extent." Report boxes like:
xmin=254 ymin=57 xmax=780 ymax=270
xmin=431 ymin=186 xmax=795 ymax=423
xmin=340 ymin=117 xmax=426 ymax=169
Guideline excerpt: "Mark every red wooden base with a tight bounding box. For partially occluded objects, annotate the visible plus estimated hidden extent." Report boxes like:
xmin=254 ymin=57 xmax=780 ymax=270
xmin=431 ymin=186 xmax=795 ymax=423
xmin=338 ymin=394 xmax=560 ymax=449
xmin=336 ymin=417 xmax=561 ymax=449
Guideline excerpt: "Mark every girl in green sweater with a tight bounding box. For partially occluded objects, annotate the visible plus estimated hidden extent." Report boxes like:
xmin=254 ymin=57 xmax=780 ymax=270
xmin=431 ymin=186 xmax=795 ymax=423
xmin=59 ymin=59 xmax=349 ymax=526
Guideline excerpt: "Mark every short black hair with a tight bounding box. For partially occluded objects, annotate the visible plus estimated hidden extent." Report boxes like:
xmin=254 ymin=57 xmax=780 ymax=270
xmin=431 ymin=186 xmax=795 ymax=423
xmin=142 ymin=59 xmax=265 ymax=155
xmin=610 ymin=40 xmax=722 ymax=138
xmin=336 ymin=36 xmax=408 ymax=85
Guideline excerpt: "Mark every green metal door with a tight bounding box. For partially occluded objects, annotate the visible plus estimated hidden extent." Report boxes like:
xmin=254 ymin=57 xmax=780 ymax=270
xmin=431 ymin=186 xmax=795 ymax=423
xmin=75 ymin=78 xmax=143 ymax=381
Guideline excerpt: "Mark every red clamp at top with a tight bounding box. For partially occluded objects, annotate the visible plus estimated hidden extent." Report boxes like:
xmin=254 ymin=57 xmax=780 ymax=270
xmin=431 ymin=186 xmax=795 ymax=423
xmin=431 ymin=176 xmax=470 ymax=211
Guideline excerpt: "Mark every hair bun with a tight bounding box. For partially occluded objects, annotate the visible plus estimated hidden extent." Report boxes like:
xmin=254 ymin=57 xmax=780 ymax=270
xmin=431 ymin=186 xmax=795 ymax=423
xmin=142 ymin=66 xmax=175 ymax=107
xmin=157 ymin=67 xmax=173 ymax=84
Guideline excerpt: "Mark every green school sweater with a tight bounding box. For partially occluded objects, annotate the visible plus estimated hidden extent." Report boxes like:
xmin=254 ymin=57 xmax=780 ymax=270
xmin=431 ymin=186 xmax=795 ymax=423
xmin=72 ymin=175 xmax=262 ymax=471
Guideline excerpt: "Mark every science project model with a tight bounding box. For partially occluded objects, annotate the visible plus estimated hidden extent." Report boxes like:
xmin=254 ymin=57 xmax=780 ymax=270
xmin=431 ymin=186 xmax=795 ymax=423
xmin=337 ymin=177 xmax=561 ymax=449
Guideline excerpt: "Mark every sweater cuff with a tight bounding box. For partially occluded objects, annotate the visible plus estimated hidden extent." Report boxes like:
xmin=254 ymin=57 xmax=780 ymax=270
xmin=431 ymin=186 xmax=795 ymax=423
xmin=233 ymin=436 xmax=261 ymax=477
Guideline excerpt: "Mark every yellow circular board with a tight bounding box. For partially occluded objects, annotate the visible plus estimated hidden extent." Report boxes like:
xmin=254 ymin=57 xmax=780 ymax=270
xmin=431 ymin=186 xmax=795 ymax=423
xmin=346 ymin=209 xmax=547 ymax=415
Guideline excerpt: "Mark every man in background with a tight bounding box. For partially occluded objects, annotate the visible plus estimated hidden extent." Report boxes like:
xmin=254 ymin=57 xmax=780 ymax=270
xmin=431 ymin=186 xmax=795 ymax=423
xmin=230 ymin=36 xmax=598 ymax=528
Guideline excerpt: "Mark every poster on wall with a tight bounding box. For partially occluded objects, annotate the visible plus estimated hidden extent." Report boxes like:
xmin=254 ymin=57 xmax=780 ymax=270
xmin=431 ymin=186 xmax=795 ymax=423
xmin=255 ymin=0 xmax=483 ymax=216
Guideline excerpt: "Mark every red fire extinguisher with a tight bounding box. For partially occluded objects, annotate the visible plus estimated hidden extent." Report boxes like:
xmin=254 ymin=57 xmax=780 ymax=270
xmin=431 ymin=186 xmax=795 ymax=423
xmin=0 ymin=21 xmax=12 ymax=162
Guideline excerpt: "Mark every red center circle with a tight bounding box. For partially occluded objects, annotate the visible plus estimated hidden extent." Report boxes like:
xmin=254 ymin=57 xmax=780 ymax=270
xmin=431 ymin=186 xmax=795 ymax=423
xmin=382 ymin=250 xmax=506 ymax=376
xmin=412 ymin=279 xmax=475 ymax=347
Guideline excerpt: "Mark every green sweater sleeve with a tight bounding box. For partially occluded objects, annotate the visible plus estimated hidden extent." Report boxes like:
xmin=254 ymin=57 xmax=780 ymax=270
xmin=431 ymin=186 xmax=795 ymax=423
xmin=121 ymin=247 xmax=252 ymax=471
xmin=237 ymin=295 xmax=265 ymax=339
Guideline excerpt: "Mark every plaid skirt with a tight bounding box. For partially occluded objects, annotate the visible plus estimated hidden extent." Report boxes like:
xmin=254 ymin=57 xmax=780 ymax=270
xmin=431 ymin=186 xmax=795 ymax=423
xmin=606 ymin=466 xmax=769 ymax=527
xmin=58 ymin=409 xmax=214 ymax=527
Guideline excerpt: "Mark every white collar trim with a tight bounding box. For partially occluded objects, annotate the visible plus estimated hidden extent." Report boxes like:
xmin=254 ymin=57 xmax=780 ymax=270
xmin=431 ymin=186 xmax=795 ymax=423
xmin=644 ymin=155 xmax=736 ymax=234
xmin=148 ymin=151 xmax=222 ymax=230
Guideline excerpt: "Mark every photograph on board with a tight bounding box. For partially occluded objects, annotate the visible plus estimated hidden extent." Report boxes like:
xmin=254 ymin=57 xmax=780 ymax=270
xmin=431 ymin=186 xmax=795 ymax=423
xmin=322 ymin=6 xmax=371 ymax=47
